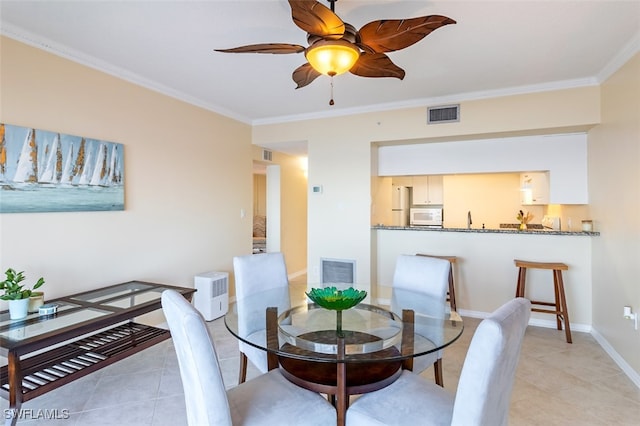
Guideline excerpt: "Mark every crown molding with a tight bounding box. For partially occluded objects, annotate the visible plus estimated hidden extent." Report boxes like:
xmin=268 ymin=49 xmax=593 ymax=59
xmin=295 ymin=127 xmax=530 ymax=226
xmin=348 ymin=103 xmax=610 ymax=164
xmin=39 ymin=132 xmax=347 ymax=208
xmin=596 ymin=31 xmax=640 ymax=83
xmin=0 ymin=23 xmax=254 ymax=125
xmin=252 ymin=77 xmax=599 ymax=126
xmin=2 ymin=22 xmax=636 ymax=128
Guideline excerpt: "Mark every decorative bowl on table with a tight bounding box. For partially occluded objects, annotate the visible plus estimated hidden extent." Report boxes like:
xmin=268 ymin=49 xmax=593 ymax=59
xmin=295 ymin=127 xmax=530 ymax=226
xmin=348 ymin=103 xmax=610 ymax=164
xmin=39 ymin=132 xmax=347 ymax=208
xmin=305 ymin=286 xmax=367 ymax=311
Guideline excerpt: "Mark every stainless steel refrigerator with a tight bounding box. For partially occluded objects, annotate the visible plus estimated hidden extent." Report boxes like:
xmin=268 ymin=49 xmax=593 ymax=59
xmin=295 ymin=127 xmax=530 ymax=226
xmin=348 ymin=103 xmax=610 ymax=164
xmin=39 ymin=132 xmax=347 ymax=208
xmin=391 ymin=185 xmax=409 ymax=226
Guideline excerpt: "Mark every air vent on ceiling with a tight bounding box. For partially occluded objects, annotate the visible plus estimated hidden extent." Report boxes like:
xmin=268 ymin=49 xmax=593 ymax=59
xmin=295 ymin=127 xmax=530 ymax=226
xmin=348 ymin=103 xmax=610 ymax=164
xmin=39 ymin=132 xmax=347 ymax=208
xmin=262 ymin=149 xmax=273 ymax=162
xmin=427 ymin=104 xmax=460 ymax=124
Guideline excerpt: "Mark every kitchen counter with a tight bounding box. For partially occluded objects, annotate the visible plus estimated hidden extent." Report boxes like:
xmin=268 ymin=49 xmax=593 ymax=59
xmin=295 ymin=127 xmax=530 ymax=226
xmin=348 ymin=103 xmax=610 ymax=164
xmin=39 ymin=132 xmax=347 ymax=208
xmin=372 ymin=225 xmax=599 ymax=236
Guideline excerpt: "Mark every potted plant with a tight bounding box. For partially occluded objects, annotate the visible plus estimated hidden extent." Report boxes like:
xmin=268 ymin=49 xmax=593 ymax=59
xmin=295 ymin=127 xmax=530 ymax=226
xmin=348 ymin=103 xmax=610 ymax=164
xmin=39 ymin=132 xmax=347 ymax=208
xmin=0 ymin=268 xmax=45 ymax=320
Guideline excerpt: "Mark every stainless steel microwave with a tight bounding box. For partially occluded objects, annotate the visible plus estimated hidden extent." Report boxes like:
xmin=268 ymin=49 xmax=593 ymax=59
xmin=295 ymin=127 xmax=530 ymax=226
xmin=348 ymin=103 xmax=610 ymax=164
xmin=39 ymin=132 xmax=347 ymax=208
xmin=410 ymin=208 xmax=443 ymax=227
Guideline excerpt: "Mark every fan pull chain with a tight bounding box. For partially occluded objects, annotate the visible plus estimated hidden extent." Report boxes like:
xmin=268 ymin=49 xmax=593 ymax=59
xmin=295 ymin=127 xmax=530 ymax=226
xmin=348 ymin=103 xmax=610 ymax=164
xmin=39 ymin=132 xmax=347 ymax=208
xmin=329 ymin=76 xmax=335 ymax=106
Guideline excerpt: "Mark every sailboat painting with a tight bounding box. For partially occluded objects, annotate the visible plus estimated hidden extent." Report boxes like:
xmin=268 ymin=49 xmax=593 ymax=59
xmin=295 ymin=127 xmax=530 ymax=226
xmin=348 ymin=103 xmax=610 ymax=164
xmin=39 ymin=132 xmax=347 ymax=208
xmin=0 ymin=123 xmax=124 ymax=213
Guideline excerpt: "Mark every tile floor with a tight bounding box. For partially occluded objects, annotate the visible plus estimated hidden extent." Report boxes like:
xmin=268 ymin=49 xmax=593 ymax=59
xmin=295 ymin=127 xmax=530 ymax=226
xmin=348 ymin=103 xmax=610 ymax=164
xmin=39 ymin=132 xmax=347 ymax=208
xmin=2 ymin=278 xmax=639 ymax=425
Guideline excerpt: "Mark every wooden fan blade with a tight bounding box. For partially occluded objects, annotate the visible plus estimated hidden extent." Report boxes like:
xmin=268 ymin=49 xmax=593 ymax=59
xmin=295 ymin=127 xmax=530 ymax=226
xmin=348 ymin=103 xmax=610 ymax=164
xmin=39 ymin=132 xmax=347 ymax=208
xmin=350 ymin=53 xmax=405 ymax=80
xmin=292 ymin=63 xmax=322 ymax=89
xmin=288 ymin=0 xmax=345 ymax=39
xmin=358 ymin=15 xmax=456 ymax=53
xmin=215 ymin=43 xmax=306 ymax=54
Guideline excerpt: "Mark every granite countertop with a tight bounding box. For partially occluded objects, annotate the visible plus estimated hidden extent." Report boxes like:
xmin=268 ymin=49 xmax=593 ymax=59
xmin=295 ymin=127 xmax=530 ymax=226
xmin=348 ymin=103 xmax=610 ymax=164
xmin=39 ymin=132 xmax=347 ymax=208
xmin=371 ymin=224 xmax=599 ymax=236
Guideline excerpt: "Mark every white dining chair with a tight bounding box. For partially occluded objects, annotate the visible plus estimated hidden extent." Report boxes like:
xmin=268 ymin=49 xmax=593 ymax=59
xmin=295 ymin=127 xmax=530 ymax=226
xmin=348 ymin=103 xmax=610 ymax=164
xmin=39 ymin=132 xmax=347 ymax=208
xmin=346 ymin=297 xmax=531 ymax=426
xmin=161 ymin=289 xmax=336 ymax=426
xmin=392 ymin=254 xmax=451 ymax=386
xmin=233 ymin=252 xmax=291 ymax=383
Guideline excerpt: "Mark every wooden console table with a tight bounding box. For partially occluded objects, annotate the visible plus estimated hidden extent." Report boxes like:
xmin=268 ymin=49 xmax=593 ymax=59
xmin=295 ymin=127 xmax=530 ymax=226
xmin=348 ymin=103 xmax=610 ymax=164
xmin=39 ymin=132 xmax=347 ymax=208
xmin=0 ymin=281 xmax=195 ymax=426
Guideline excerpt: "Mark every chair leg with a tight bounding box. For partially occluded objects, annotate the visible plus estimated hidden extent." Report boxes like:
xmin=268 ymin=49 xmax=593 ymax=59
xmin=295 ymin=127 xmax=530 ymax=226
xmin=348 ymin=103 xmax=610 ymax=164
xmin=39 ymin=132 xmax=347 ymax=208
xmin=328 ymin=394 xmax=336 ymax=406
xmin=516 ymin=267 xmax=526 ymax=297
xmin=553 ymin=271 xmax=562 ymax=330
xmin=448 ymin=269 xmax=457 ymax=312
xmin=434 ymin=358 xmax=444 ymax=387
xmin=238 ymin=352 xmax=248 ymax=384
xmin=555 ymin=270 xmax=573 ymax=344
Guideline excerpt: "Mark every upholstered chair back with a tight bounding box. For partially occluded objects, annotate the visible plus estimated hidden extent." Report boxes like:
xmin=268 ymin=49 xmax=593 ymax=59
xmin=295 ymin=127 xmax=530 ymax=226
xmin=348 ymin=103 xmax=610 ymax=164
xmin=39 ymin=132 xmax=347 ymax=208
xmin=391 ymin=254 xmax=451 ymax=375
xmin=233 ymin=252 xmax=291 ymax=374
xmin=391 ymin=254 xmax=450 ymax=317
xmin=161 ymin=290 xmax=231 ymax=426
xmin=451 ymin=297 xmax=531 ymax=426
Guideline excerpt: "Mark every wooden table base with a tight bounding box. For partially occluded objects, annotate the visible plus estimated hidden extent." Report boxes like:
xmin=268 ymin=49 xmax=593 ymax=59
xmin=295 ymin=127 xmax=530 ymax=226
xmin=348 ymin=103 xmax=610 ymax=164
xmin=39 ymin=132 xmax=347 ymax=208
xmin=278 ymin=331 xmax=402 ymax=397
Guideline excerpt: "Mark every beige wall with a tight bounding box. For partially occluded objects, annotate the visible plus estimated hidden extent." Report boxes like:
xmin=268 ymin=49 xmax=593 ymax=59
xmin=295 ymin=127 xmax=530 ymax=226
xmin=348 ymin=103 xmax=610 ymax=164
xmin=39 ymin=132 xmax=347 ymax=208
xmin=253 ymin=174 xmax=266 ymax=216
xmin=588 ymin=53 xmax=640 ymax=374
xmin=445 ymin=173 xmax=541 ymax=229
xmin=0 ymin=37 xmax=252 ymax=302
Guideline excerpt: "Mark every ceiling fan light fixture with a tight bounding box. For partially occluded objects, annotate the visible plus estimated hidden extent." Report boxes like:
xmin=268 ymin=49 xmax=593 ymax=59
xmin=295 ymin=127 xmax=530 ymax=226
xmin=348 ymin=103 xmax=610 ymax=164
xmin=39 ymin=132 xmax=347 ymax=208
xmin=305 ymin=40 xmax=360 ymax=77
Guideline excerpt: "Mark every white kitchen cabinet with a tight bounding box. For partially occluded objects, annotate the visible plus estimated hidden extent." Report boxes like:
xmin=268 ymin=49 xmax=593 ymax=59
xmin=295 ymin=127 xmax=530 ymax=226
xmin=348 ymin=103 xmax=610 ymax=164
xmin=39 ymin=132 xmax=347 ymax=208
xmin=411 ymin=175 xmax=443 ymax=205
xmin=520 ymin=172 xmax=549 ymax=205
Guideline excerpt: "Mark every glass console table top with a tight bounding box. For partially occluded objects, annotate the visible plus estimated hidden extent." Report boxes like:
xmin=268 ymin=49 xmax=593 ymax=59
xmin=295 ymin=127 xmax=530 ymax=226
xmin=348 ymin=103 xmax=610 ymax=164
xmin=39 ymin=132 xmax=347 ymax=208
xmin=69 ymin=281 xmax=154 ymax=303
xmin=0 ymin=304 xmax=109 ymax=341
xmin=0 ymin=301 xmax=80 ymax=326
xmin=101 ymin=287 xmax=166 ymax=308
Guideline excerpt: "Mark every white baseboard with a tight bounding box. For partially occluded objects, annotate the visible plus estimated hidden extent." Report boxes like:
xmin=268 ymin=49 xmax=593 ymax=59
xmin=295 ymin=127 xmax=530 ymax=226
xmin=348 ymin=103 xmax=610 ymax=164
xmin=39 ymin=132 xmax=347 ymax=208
xmin=591 ymin=327 xmax=640 ymax=389
xmin=458 ymin=308 xmax=592 ymax=333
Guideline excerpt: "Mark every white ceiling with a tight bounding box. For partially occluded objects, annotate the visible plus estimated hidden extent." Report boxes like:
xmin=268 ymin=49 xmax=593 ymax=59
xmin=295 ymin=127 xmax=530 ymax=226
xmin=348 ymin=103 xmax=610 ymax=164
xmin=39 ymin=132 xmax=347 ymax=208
xmin=1 ymin=1 xmax=639 ymax=144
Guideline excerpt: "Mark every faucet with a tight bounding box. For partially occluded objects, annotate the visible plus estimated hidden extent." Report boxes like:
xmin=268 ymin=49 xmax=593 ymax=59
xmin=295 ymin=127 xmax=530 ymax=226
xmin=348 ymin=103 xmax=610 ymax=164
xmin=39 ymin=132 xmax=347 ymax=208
xmin=467 ymin=211 xmax=472 ymax=229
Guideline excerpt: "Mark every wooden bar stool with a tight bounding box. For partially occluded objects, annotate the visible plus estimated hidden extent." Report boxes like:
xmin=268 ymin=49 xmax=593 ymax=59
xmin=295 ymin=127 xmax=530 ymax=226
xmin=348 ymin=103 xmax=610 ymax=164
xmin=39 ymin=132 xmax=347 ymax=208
xmin=514 ymin=259 xmax=572 ymax=343
xmin=416 ymin=254 xmax=458 ymax=312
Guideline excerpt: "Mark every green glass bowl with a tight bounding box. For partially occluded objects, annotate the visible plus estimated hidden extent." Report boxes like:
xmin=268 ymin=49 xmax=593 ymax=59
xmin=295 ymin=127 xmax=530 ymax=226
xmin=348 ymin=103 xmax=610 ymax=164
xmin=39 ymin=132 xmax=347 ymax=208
xmin=305 ymin=286 xmax=367 ymax=311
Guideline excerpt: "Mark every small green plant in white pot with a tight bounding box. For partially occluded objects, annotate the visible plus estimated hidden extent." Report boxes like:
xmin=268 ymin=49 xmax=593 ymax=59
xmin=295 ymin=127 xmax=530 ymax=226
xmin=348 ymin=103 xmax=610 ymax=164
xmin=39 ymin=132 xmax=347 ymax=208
xmin=1 ymin=268 xmax=45 ymax=320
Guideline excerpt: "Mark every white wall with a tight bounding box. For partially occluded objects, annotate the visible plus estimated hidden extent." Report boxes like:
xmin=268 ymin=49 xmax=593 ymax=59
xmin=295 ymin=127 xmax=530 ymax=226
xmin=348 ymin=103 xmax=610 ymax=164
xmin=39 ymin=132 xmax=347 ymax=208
xmin=378 ymin=133 xmax=588 ymax=204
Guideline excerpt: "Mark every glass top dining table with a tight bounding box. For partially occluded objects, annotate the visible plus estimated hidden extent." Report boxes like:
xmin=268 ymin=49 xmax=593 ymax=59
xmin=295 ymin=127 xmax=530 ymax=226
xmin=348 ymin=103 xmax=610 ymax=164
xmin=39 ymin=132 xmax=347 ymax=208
xmin=224 ymin=284 xmax=464 ymax=426
xmin=224 ymin=285 xmax=463 ymax=362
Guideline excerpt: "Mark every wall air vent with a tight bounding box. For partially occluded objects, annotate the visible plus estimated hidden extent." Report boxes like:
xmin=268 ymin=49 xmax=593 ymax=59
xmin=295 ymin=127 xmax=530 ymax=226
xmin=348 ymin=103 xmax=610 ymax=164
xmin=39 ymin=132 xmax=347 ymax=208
xmin=262 ymin=149 xmax=273 ymax=162
xmin=427 ymin=104 xmax=460 ymax=124
xmin=321 ymin=258 xmax=356 ymax=284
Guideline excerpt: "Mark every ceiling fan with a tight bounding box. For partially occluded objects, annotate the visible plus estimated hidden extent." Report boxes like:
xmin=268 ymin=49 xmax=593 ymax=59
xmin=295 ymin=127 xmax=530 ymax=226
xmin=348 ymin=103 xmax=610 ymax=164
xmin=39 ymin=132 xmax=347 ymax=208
xmin=215 ymin=0 xmax=455 ymax=103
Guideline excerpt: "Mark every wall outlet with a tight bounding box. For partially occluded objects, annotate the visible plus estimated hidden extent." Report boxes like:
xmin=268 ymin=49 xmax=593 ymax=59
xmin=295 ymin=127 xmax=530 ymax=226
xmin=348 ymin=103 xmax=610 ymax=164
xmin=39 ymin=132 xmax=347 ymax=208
xmin=623 ymin=306 xmax=638 ymax=330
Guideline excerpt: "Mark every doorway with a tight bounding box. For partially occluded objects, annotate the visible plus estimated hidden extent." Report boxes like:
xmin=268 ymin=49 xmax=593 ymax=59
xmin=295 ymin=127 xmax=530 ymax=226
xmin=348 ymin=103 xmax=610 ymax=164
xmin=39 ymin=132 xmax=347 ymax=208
xmin=252 ymin=161 xmax=281 ymax=254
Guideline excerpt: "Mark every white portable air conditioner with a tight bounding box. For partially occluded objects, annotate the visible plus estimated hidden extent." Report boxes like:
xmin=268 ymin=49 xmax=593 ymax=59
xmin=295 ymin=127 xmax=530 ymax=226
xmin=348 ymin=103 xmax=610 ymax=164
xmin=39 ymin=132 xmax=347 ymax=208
xmin=193 ymin=271 xmax=229 ymax=321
